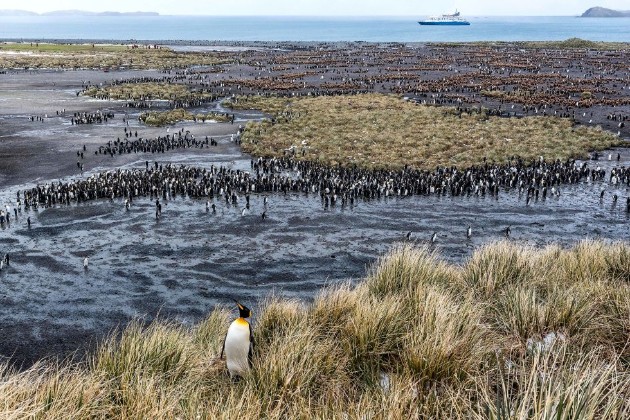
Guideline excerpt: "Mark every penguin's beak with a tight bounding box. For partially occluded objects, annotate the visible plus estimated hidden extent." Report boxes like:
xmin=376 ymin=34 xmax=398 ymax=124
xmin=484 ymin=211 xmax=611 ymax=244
xmin=233 ymin=299 xmax=251 ymax=317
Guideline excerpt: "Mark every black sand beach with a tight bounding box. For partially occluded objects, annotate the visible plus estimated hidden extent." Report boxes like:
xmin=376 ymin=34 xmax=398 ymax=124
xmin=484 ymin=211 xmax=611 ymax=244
xmin=1 ymin=41 xmax=629 ymax=367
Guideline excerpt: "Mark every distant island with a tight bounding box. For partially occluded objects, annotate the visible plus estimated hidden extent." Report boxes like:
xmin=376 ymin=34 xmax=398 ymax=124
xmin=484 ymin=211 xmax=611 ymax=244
xmin=0 ymin=9 xmax=159 ymax=17
xmin=581 ymin=6 xmax=630 ymax=17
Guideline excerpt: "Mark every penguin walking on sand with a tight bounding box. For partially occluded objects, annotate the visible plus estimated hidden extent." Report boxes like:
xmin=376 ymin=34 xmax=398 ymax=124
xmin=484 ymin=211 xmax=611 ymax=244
xmin=83 ymin=257 xmax=89 ymax=270
xmin=431 ymin=232 xmax=437 ymax=244
xmin=221 ymin=300 xmax=254 ymax=378
xmin=466 ymin=226 xmax=472 ymax=240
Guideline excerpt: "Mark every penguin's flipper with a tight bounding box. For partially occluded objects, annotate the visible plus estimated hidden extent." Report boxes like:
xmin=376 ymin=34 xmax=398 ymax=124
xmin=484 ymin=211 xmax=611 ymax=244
xmin=249 ymin=324 xmax=255 ymax=347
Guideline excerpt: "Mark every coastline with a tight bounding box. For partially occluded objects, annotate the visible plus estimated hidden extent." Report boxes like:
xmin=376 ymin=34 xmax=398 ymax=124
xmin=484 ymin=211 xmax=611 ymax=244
xmin=0 ymin=39 xmax=629 ymax=370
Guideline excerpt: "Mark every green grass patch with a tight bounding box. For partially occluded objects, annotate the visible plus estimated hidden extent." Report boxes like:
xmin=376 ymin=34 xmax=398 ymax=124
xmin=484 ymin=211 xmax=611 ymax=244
xmin=519 ymin=37 xmax=630 ymax=50
xmin=139 ymin=109 xmax=232 ymax=126
xmin=431 ymin=38 xmax=630 ymax=51
xmin=0 ymin=42 xmax=230 ymax=70
xmin=226 ymin=93 xmax=623 ymax=170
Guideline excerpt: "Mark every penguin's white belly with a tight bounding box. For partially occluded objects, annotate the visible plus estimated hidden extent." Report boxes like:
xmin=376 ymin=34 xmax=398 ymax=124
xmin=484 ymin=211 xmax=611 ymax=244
xmin=225 ymin=320 xmax=251 ymax=377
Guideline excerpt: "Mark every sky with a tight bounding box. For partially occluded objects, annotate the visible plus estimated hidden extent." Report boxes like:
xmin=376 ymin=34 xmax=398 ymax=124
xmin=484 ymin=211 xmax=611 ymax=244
xmin=2 ymin=0 xmax=630 ymax=16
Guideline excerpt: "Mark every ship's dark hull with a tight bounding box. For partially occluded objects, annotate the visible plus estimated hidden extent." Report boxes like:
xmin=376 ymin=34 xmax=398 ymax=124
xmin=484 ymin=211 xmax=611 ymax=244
xmin=418 ymin=21 xmax=470 ymax=25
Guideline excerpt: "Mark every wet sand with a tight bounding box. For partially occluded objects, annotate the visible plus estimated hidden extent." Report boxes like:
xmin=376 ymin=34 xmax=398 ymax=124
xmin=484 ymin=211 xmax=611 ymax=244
xmin=1 ymin=52 xmax=629 ymax=368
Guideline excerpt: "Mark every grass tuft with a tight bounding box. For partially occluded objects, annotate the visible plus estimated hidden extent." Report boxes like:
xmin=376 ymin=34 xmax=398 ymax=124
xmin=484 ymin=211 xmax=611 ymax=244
xmin=226 ymin=94 xmax=623 ymax=171
xmin=1 ymin=240 xmax=629 ymax=418
xmin=0 ymin=43 xmax=230 ymax=70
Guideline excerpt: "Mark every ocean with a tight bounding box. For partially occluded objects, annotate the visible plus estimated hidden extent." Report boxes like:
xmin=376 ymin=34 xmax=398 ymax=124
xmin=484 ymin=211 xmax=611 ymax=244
xmin=0 ymin=15 xmax=629 ymax=42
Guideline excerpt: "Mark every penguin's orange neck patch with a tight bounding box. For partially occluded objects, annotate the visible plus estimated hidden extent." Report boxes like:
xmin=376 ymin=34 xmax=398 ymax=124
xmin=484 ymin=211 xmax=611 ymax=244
xmin=236 ymin=317 xmax=249 ymax=326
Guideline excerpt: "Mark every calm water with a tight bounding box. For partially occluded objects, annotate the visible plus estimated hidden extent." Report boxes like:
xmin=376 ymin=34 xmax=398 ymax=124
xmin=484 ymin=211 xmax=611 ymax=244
xmin=1 ymin=15 xmax=629 ymax=42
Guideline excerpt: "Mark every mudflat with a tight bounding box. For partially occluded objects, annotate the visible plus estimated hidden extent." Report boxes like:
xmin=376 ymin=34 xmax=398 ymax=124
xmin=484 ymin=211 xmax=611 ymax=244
xmin=0 ymin=42 xmax=628 ymax=367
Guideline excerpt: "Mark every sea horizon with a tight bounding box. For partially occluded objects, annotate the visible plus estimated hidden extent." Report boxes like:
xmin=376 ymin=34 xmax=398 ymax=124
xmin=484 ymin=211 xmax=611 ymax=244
xmin=1 ymin=15 xmax=629 ymax=42
xmin=0 ymin=14 xmax=607 ymax=17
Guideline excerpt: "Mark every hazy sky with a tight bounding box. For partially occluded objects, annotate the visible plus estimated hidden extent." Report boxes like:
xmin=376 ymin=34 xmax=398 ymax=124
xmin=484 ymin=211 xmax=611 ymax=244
xmin=5 ymin=0 xmax=630 ymax=16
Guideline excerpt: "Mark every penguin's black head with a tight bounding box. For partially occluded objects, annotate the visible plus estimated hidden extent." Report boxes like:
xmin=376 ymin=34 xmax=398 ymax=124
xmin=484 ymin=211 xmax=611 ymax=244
xmin=233 ymin=299 xmax=252 ymax=318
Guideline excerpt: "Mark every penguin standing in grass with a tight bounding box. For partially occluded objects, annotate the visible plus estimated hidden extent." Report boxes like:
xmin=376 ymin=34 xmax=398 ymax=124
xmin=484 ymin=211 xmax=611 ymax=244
xmin=221 ymin=300 xmax=254 ymax=378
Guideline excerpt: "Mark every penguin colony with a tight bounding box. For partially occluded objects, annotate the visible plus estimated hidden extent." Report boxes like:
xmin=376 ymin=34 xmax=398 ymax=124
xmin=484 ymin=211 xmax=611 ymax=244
xmin=94 ymin=128 xmax=224 ymax=158
xmin=10 ymin=156 xmax=630 ymax=213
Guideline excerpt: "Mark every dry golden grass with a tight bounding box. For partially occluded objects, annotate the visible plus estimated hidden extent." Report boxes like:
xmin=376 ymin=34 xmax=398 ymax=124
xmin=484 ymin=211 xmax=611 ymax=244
xmin=519 ymin=38 xmax=630 ymax=50
xmin=1 ymin=240 xmax=629 ymax=418
xmin=139 ymin=108 xmax=231 ymax=126
xmin=226 ymin=94 xmax=623 ymax=170
xmin=431 ymin=38 xmax=630 ymax=51
xmin=0 ymin=43 xmax=229 ymax=70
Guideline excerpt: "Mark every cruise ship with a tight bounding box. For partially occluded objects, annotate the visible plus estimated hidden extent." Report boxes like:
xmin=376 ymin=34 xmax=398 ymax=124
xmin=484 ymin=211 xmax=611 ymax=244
xmin=418 ymin=10 xmax=470 ymax=26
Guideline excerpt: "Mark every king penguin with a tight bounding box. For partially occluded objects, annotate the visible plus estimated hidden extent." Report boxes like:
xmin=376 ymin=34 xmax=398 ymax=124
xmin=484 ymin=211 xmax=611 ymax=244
xmin=221 ymin=300 xmax=254 ymax=378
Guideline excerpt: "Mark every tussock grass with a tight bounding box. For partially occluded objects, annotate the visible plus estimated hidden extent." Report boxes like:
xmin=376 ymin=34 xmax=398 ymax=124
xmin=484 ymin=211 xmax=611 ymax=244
xmin=1 ymin=240 xmax=629 ymax=418
xmin=490 ymin=285 xmax=595 ymax=342
xmin=477 ymin=344 xmax=630 ymax=419
xmin=139 ymin=108 xmax=231 ymax=126
xmin=402 ymin=287 xmax=487 ymax=384
xmin=519 ymin=37 xmax=630 ymax=50
xmin=0 ymin=43 xmax=229 ymax=70
xmin=226 ymin=94 xmax=622 ymax=170
xmin=366 ymin=244 xmax=455 ymax=297
xmin=462 ymin=241 xmax=539 ymax=298
xmin=431 ymin=38 xmax=630 ymax=51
